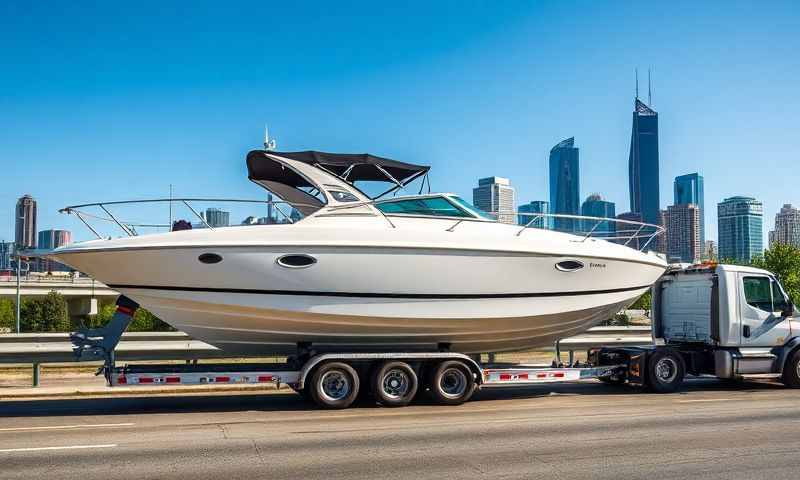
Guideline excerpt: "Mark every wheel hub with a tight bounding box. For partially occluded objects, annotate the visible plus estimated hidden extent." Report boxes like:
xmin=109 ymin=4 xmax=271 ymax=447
xmin=655 ymin=358 xmax=678 ymax=383
xmin=440 ymin=367 xmax=467 ymax=398
xmin=382 ymin=369 xmax=410 ymax=399
xmin=320 ymin=370 xmax=350 ymax=401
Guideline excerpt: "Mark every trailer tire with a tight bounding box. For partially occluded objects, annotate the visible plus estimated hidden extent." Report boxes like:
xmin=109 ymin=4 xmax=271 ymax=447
xmin=428 ymin=360 xmax=475 ymax=406
xmin=782 ymin=349 xmax=800 ymax=388
xmin=309 ymin=362 xmax=360 ymax=409
xmin=372 ymin=361 xmax=418 ymax=407
xmin=646 ymin=349 xmax=685 ymax=394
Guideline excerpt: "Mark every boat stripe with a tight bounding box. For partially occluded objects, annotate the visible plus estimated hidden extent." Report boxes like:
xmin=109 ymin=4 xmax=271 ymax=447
xmin=107 ymin=284 xmax=651 ymax=299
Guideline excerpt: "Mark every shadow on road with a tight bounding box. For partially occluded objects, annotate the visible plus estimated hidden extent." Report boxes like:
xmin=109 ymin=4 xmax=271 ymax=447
xmin=0 ymin=378 xmax=787 ymax=418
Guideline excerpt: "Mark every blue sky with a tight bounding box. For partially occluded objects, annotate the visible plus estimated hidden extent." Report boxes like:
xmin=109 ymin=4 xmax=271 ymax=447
xmin=1 ymin=1 xmax=798 ymax=243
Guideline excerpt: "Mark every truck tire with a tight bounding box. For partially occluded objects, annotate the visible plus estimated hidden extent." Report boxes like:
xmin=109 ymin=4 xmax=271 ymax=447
xmin=646 ymin=349 xmax=685 ymax=394
xmin=428 ymin=360 xmax=475 ymax=406
xmin=782 ymin=349 xmax=800 ymax=388
xmin=309 ymin=362 xmax=360 ymax=409
xmin=372 ymin=361 xmax=418 ymax=407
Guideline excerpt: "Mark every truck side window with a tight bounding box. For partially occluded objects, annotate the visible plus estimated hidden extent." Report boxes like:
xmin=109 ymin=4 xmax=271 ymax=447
xmin=771 ymin=279 xmax=789 ymax=312
xmin=743 ymin=276 xmax=773 ymax=312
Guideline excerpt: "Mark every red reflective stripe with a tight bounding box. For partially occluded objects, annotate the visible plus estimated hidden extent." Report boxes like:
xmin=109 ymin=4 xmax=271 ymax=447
xmin=257 ymin=376 xmax=273 ymax=382
xmin=117 ymin=375 xmax=127 ymax=385
xmin=499 ymin=373 xmax=512 ymax=381
xmin=215 ymin=376 xmax=230 ymax=383
xmin=116 ymin=306 xmax=135 ymax=316
xmin=138 ymin=377 xmax=154 ymax=383
xmin=537 ymin=373 xmax=547 ymax=378
xmin=165 ymin=377 xmax=180 ymax=383
xmin=518 ymin=373 xmax=528 ymax=380
xmin=554 ymin=372 xmax=565 ymax=378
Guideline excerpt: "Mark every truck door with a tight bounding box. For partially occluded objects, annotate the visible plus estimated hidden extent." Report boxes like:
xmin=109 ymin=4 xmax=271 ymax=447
xmin=739 ymin=274 xmax=792 ymax=347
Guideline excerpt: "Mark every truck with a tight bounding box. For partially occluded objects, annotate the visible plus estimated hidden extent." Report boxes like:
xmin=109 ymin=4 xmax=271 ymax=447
xmin=70 ymin=263 xmax=800 ymax=409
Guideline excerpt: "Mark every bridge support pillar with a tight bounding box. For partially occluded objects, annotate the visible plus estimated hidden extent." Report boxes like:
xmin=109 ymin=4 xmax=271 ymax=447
xmin=32 ymin=363 xmax=40 ymax=387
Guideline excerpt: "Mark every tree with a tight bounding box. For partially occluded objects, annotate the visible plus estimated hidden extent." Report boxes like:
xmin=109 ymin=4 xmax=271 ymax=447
xmin=751 ymin=243 xmax=800 ymax=303
xmin=0 ymin=299 xmax=15 ymax=331
xmin=19 ymin=298 xmax=44 ymax=332
xmin=40 ymin=291 xmax=70 ymax=332
xmin=629 ymin=290 xmax=652 ymax=311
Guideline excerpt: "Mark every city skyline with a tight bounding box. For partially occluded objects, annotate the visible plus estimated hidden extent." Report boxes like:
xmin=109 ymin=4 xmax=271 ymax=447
xmin=2 ymin=2 xmax=798 ymax=247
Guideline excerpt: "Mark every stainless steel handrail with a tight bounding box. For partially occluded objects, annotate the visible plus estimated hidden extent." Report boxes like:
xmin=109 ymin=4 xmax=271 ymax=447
xmin=325 ymin=197 xmax=664 ymax=252
xmin=60 ymin=198 xmax=318 ymax=240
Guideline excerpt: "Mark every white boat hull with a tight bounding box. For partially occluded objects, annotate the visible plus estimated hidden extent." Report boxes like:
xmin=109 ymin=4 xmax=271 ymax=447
xmin=55 ymin=239 xmax=664 ymax=354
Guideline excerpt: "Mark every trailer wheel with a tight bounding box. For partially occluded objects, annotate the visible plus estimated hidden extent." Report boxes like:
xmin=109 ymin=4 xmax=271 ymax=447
xmin=782 ymin=349 xmax=800 ymax=388
xmin=646 ymin=349 xmax=685 ymax=393
xmin=428 ymin=360 xmax=475 ymax=405
xmin=309 ymin=362 xmax=360 ymax=409
xmin=372 ymin=361 xmax=418 ymax=407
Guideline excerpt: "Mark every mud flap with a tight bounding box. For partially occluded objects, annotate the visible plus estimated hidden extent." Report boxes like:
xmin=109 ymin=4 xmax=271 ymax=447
xmin=627 ymin=352 xmax=647 ymax=386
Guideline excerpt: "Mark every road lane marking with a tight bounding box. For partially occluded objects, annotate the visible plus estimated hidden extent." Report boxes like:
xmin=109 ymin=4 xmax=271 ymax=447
xmin=0 ymin=423 xmax=134 ymax=432
xmin=678 ymin=398 xmax=736 ymax=403
xmin=0 ymin=444 xmax=117 ymax=453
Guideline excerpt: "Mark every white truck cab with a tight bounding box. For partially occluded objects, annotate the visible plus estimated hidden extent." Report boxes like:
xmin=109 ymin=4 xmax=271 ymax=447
xmin=641 ymin=263 xmax=800 ymax=386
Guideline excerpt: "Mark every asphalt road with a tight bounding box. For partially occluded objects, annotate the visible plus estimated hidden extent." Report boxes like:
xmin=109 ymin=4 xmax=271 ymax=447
xmin=0 ymin=379 xmax=798 ymax=480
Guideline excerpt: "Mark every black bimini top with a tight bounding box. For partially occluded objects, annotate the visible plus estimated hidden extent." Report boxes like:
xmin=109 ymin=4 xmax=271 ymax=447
xmin=246 ymin=150 xmax=430 ymax=200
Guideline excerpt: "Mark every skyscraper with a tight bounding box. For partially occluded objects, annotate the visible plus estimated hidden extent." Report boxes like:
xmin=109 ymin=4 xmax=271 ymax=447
xmin=769 ymin=204 xmax=800 ymax=248
xmin=518 ymin=200 xmax=551 ymax=229
xmin=549 ymin=137 xmax=580 ymax=232
xmin=628 ymin=99 xmax=660 ymax=226
xmin=204 ymin=208 xmax=230 ymax=228
xmin=472 ymin=177 xmax=516 ymax=224
xmin=37 ymin=229 xmax=73 ymax=272
xmin=616 ymin=211 xmax=643 ymax=250
xmin=674 ymin=173 xmax=705 ymax=244
xmin=665 ymin=204 xmax=701 ymax=263
xmin=718 ymin=196 xmax=764 ymax=263
xmin=15 ymin=195 xmax=37 ymax=249
xmin=580 ymin=194 xmax=616 ymax=237
xmin=0 ymin=241 xmax=14 ymax=272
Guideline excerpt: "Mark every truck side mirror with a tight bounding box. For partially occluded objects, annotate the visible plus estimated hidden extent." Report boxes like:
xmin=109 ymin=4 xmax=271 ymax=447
xmin=743 ymin=325 xmax=751 ymax=338
xmin=782 ymin=302 xmax=795 ymax=318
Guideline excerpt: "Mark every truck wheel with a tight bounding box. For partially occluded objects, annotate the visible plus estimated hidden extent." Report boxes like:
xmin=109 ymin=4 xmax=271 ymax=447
xmin=309 ymin=362 xmax=360 ymax=409
xmin=428 ymin=360 xmax=475 ymax=406
xmin=372 ymin=361 xmax=418 ymax=407
xmin=782 ymin=349 xmax=800 ymax=388
xmin=646 ymin=349 xmax=685 ymax=394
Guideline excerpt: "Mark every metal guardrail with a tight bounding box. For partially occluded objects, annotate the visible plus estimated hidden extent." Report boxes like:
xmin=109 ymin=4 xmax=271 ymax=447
xmin=0 ymin=326 xmax=653 ymax=386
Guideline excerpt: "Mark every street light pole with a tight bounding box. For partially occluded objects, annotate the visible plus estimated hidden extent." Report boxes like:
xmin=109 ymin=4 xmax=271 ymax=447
xmin=15 ymin=253 xmax=21 ymax=333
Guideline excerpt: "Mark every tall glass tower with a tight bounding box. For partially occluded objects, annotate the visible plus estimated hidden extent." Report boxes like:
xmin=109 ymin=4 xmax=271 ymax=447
xmin=518 ymin=200 xmax=552 ymax=229
xmin=674 ymin=173 xmax=705 ymax=244
xmin=628 ymin=99 xmax=660 ymax=226
xmin=717 ymin=196 xmax=763 ymax=263
xmin=549 ymin=137 xmax=580 ymax=232
xmin=580 ymin=194 xmax=616 ymax=237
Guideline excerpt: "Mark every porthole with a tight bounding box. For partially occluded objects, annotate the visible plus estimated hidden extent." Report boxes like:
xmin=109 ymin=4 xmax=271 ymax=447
xmin=277 ymin=254 xmax=317 ymax=268
xmin=198 ymin=253 xmax=223 ymax=264
xmin=555 ymin=260 xmax=584 ymax=272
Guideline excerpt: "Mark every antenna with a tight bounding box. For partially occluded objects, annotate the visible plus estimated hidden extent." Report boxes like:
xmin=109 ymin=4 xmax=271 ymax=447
xmin=648 ymin=68 xmax=652 ymax=105
xmin=635 ymin=68 xmax=639 ymax=99
xmin=263 ymin=124 xmax=277 ymax=151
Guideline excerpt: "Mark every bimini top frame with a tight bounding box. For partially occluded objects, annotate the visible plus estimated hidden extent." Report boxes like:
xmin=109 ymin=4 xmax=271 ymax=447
xmin=246 ymin=150 xmax=431 ymax=200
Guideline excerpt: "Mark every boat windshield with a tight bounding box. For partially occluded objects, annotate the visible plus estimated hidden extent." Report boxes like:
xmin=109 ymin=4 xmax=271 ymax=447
xmin=375 ymin=196 xmax=474 ymax=218
xmin=448 ymin=196 xmax=496 ymax=220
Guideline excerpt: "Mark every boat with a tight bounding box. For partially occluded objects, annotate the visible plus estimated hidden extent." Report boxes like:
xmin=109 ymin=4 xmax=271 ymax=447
xmin=50 ymin=149 xmax=667 ymax=355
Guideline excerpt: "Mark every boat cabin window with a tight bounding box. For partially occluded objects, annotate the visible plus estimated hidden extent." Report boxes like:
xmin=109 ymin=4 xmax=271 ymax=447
xmin=375 ymin=196 xmax=472 ymax=218
xmin=327 ymin=190 xmax=359 ymax=202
